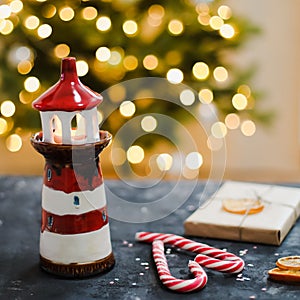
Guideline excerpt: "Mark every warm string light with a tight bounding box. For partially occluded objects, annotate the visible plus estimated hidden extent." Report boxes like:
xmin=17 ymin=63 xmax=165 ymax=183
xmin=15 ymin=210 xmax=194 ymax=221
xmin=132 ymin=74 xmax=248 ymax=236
xmin=0 ymin=0 xmax=257 ymax=160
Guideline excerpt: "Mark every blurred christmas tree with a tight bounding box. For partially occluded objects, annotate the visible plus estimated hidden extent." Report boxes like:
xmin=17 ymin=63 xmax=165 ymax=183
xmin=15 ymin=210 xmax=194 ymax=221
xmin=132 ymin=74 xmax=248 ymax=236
xmin=0 ymin=0 xmax=267 ymax=154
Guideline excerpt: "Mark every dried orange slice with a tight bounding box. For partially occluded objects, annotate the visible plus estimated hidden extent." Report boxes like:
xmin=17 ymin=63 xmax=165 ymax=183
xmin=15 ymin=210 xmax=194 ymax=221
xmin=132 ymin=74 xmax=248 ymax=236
xmin=268 ymin=267 xmax=300 ymax=283
xmin=222 ymin=198 xmax=264 ymax=215
xmin=276 ymin=256 xmax=300 ymax=271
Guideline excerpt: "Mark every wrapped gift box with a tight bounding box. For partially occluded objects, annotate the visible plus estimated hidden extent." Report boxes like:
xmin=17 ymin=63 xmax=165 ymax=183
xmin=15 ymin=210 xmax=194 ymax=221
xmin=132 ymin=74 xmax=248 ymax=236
xmin=184 ymin=181 xmax=300 ymax=245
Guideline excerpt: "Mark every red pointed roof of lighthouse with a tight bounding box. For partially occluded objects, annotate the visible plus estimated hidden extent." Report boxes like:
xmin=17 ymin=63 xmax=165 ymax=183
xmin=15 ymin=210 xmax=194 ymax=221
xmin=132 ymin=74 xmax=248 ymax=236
xmin=32 ymin=57 xmax=103 ymax=112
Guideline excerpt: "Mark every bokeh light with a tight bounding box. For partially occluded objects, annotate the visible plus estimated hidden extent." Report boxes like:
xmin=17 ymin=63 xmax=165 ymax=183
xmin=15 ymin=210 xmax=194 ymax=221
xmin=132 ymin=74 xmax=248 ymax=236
xmin=120 ymin=101 xmax=136 ymax=117
xmin=0 ymin=118 xmax=8 ymax=135
xmin=54 ymin=44 xmax=70 ymax=58
xmin=225 ymin=113 xmax=240 ymax=129
xmin=76 ymin=60 xmax=89 ymax=76
xmin=24 ymin=76 xmax=40 ymax=92
xmin=111 ymin=147 xmax=127 ymax=166
xmin=143 ymin=55 xmax=158 ymax=70
xmin=218 ymin=5 xmax=232 ymax=20
xmin=211 ymin=121 xmax=227 ymax=138
xmin=10 ymin=0 xmax=23 ymax=13
xmin=59 ymin=7 xmax=75 ymax=22
xmin=179 ymin=89 xmax=195 ymax=106
xmin=37 ymin=24 xmax=52 ymax=38
xmin=82 ymin=6 xmax=97 ymax=20
xmin=192 ymin=62 xmax=209 ymax=80
xmin=166 ymin=68 xmax=184 ymax=84
xmin=123 ymin=20 xmax=138 ymax=36
xmin=232 ymin=93 xmax=248 ymax=110
xmin=24 ymin=16 xmax=40 ymax=30
xmin=96 ymin=47 xmax=111 ymax=62
xmin=0 ymin=20 xmax=14 ymax=35
xmin=241 ymin=120 xmax=256 ymax=136
xmin=123 ymin=55 xmax=138 ymax=71
xmin=127 ymin=145 xmax=144 ymax=164
xmin=1 ymin=100 xmax=16 ymax=117
xmin=168 ymin=19 xmax=184 ymax=35
xmin=213 ymin=66 xmax=228 ymax=82
xmin=141 ymin=115 xmax=157 ymax=132
xmin=96 ymin=16 xmax=111 ymax=31
xmin=156 ymin=153 xmax=173 ymax=171
xmin=198 ymin=88 xmax=213 ymax=104
xmin=185 ymin=152 xmax=203 ymax=170
xmin=209 ymin=16 xmax=224 ymax=30
xmin=6 ymin=134 xmax=22 ymax=152
xmin=220 ymin=24 xmax=235 ymax=39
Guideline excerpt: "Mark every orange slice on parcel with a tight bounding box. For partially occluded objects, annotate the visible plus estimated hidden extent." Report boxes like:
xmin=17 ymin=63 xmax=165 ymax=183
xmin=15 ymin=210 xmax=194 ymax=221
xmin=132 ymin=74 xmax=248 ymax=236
xmin=222 ymin=198 xmax=264 ymax=215
xmin=276 ymin=256 xmax=300 ymax=271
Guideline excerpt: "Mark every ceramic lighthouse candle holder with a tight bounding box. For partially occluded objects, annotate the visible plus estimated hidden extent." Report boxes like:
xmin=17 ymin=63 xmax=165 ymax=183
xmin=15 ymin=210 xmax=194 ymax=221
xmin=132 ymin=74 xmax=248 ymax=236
xmin=31 ymin=57 xmax=115 ymax=277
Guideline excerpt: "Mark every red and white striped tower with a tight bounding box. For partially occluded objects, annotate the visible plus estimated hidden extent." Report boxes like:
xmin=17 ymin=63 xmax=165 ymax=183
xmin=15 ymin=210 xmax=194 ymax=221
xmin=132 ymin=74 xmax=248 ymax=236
xmin=31 ymin=57 xmax=115 ymax=277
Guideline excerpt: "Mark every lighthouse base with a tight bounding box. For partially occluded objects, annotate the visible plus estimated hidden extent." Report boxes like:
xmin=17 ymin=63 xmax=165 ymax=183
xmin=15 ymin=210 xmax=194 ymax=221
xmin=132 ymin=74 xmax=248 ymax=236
xmin=40 ymin=252 xmax=115 ymax=278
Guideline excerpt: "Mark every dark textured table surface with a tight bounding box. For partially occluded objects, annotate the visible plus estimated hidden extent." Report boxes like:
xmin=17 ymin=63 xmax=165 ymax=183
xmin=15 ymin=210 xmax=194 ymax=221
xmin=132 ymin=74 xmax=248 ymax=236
xmin=0 ymin=176 xmax=299 ymax=300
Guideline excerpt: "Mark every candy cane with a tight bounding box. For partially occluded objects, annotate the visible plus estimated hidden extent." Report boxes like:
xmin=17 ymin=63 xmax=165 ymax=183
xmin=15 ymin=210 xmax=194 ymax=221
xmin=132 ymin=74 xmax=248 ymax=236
xmin=152 ymin=240 xmax=207 ymax=292
xmin=136 ymin=232 xmax=244 ymax=273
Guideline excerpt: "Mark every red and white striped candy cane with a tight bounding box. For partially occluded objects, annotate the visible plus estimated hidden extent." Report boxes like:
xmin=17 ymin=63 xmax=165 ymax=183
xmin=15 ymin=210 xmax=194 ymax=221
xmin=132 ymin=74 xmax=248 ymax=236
xmin=136 ymin=232 xmax=244 ymax=273
xmin=152 ymin=240 xmax=207 ymax=293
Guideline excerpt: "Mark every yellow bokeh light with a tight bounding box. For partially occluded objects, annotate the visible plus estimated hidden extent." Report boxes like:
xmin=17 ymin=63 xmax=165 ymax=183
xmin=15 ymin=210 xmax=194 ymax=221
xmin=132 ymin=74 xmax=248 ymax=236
xmin=37 ymin=24 xmax=52 ymax=38
xmin=209 ymin=16 xmax=224 ymax=30
xmin=197 ymin=15 xmax=210 ymax=26
xmin=54 ymin=44 xmax=70 ymax=58
xmin=108 ymin=85 xmax=126 ymax=103
xmin=123 ymin=20 xmax=138 ymax=36
xmin=141 ymin=115 xmax=157 ymax=132
xmin=24 ymin=15 xmax=40 ymax=30
xmin=180 ymin=89 xmax=195 ymax=106
xmin=108 ymin=50 xmax=122 ymax=65
xmin=96 ymin=47 xmax=111 ymax=62
xmin=0 ymin=4 xmax=11 ymax=19
xmin=24 ymin=76 xmax=40 ymax=92
xmin=76 ymin=60 xmax=89 ymax=76
xmin=82 ymin=6 xmax=98 ymax=20
xmin=198 ymin=88 xmax=213 ymax=104
xmin=237 ymin=84 xmax=251 ymax=98
xmin=211 ymin=121 xmax=227 ymax=138
xmin=6 ymin=134 xmax=22 ymax=152
xmin=42 ymin=4 xmax=56 ymax=18
xmin=120 ymin=101 xmax=136 ymax=117
xmin=148 ymin=4 xmax=165 ymax=19
xmin=96 ymin=16 xmax=111 ymax=31
xmin=232 ymin=93 xmax=248 ymax=110
xmin=17 ymin=60 xmax=32 ymax=75
xmin=185 ymin=152 xmax=203 ymax=170
xmin=168 ymin=19 xmax=184 ymax=35
xmin=127 ymin=145 xmax=144 ymax=164
xmin=192 ymin=62 xmax=209 ymax=80
xmin=166 ymin=68 xmax=184 ymax=84
xmin=241 ymin=120 xmax=256 ymax=136
xmin=10 ymin=0 xmax=23 ymax=13
xmin=218 ymin=5 xmax=232 ymax=20
xmin=220 ymin=24 xmax=235 ymax=39
xmin=0 ymin=118 xmax=8 ymax=135
xmin=111 ymin=147 xmax=126 ymax=166
xmin=123 ymin=55 xmax=138 ymax=71
xmin=0 ymin=20 xmax=14 ymax=35
xmin=213 ymin=66 xmax=228 ymax=82
xmin=156 ymin=153 xmax=173 ymax=171
xmin=225 ymin=113 xmax=240 ymax=129
xmin=196 ymin=3 xmax=209 ymax=15
xmin=143 ymin=55 xmax=158 ymax=70
xmin=19 ymin=90 xmax=34 ymax=104
xmin=59 ymin=7 xmax=75 ymax=22
xmin=1 ymin=100 xmax=15 ymax=117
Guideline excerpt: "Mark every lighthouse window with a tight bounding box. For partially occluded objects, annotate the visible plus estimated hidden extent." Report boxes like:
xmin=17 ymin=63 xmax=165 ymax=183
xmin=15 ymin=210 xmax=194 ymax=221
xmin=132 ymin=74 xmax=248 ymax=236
xmin=47 ymin=215 xmax=53 ymax=228
xmin=71 ymin=115 xmax=78 ymax=129
xmin=47 ymin=168 xmax=52 ymax=181
xmin=73 ymin=195 xmax=80 ymax=208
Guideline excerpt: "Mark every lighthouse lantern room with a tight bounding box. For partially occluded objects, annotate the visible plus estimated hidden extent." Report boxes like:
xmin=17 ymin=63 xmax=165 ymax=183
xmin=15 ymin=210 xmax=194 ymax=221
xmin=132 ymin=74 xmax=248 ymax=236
xmin=33 ymin=57 xmax=102 ymax=145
